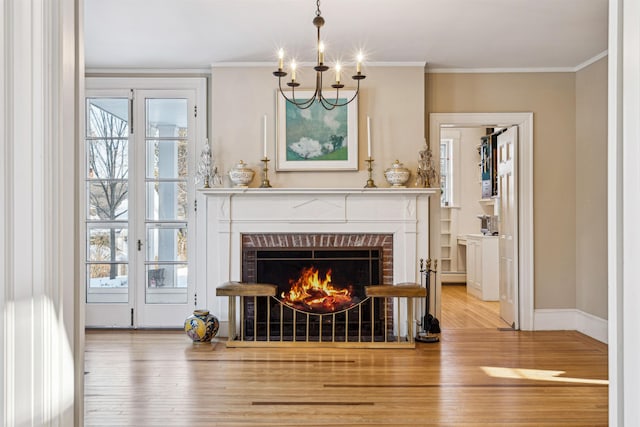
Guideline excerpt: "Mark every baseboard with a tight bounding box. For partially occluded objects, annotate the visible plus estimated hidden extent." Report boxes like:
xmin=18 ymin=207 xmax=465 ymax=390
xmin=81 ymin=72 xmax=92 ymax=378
xmin=575 ymin=310 xmax=608 ymax=344
xmin=218 ymin=321 xmax=230 ymax=339
xmin=441 ymin=272 xmax=466 ymax=283
xmin=534 ymin=309 xmax=607 ymax=344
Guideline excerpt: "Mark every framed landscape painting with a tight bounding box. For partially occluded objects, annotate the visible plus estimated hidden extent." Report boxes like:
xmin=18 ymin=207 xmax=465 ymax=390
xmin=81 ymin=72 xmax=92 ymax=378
xmin=276 ymin=90 xmax=358 ymax=171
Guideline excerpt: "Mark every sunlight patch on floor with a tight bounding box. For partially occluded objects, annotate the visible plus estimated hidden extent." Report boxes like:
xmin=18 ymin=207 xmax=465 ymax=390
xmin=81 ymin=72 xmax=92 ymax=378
xmin=481 ymin=366 xmax=608 ymax=385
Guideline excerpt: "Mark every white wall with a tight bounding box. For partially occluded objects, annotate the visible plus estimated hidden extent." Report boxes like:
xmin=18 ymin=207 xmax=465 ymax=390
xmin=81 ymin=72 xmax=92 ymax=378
xmin=1 ymin=0 xmax=81 ymax=425
xmin=609 ymin=0 xmax=640 ymax=423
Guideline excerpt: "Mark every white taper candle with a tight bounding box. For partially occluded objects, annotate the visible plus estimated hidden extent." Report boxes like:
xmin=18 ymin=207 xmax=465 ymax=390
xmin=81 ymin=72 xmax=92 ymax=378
xmin=367 ymin=116 xmax=372 ymax=157
xmin=263 ymin=115 xmax=267 ymax=157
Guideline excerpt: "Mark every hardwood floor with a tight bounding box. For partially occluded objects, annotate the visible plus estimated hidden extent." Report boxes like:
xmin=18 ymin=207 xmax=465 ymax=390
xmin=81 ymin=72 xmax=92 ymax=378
xmin=84 ymin=285 xmax=608 ymax=426
xmin=440 ymin=284 xmax=510 ymax=329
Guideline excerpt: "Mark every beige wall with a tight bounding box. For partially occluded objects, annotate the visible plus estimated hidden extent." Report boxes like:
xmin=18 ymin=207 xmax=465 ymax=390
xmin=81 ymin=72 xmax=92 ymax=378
xmin=575 ymin=58 xmax=608 ymax=319
xmin=211 ymin=66 xmax=425 ymax=188
xmin=210 ymin=66 xmax=608 ymax=317
xmin=427 ymin=72 xmax=577 ymax=310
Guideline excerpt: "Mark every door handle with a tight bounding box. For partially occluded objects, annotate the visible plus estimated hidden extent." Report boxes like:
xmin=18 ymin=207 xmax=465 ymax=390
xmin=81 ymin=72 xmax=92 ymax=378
xmin=137 ymin=239 xmax=142 ymax=251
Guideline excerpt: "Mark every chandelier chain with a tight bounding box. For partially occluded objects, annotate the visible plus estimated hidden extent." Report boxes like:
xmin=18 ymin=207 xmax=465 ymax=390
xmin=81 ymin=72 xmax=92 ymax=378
xmin=316 ymin=0 xmax=321 ymax=16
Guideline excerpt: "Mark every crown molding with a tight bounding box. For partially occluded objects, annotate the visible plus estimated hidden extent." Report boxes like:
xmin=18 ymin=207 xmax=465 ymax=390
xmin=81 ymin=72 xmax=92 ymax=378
xmin=211 ymin=61 xmax=426 ymax=68
xmin=86 ymin=53 xmax=608 ymax=76
xmin=426 ymin=66 xmax=577 ymax=74
xmin=426 ymin=51 xmax=609 ymax=74
xmin=573 ymin=50 xmax=608 ymax=71
xmin=85 ymin=68 xmax=211 ymax=76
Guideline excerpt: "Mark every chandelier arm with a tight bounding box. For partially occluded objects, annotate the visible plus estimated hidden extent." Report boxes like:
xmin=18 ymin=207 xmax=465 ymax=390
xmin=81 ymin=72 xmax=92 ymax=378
xmin=291 ymin=82 xmax=320 ymax=109
xmin=278 ymin=80 xmax=317 ymax=110
xmin=318 ymin=80 xmax=361 ymax=108
xmin=278 ymin=77 xmax=318 ymax=109
xmin=318 ymin=96 xmax=338 ymax=110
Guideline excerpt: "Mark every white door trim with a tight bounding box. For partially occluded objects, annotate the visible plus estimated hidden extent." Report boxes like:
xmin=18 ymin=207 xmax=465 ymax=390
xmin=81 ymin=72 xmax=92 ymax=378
xmin=429 ymin=112 xmax=534 ymax=331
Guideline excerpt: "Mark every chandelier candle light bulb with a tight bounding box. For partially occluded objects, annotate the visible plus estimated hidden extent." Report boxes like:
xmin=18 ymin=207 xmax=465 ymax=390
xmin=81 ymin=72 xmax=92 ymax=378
xmin=291 ymin=61 xmax=297 ymax=82
xmin=278 ymin=49 xmax=284 ymax=71
xmin=335 ymin=63 xmax=341 ymax=84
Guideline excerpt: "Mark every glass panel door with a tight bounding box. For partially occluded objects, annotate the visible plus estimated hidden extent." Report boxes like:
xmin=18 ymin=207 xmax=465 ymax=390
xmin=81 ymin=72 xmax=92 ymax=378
xmin=135 ymin=91 xmax=197 ymax=326
xmin=86 ymin=97 xmax=130 ymax=303
xmin=85 ymin=95 xmax=133 ymax=326
xmin=144 ymin=98 xmax=189 ymax=304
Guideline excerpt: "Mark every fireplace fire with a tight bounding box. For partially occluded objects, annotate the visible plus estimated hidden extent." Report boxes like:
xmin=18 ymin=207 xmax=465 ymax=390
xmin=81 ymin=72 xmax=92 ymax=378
xmin=280 ymin=266 xmax=356 ymax=313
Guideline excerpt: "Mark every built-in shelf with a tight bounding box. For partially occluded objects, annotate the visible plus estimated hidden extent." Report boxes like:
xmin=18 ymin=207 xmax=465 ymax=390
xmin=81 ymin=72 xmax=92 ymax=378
xmin=478 ymin=198 xmax=498 ymax=205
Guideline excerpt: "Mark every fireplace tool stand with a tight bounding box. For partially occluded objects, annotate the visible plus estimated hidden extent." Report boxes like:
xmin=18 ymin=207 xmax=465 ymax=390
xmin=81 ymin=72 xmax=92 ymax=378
xmin=416 ymin=258 xmax=440 ymax=343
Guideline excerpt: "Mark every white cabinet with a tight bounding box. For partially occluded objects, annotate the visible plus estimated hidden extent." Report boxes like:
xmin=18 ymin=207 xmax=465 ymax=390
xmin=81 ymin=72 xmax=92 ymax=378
xmin=465 ymin=234 xmax=499 ymax=301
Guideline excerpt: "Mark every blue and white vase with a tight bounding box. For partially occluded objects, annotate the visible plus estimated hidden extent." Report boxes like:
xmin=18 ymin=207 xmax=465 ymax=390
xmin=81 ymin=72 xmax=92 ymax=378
xmin=184 ymin=309 xmax=219 ymax=343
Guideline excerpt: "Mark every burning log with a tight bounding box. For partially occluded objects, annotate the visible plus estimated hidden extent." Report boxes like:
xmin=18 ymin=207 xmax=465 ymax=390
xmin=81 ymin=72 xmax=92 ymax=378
xmin=280 ymin=266 xmax=355 ymax=313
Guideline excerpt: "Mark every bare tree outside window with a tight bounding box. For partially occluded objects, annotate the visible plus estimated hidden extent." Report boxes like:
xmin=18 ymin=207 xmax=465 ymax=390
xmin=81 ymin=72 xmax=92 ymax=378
xmin=87 ymin=102 xmax=129 ymax=281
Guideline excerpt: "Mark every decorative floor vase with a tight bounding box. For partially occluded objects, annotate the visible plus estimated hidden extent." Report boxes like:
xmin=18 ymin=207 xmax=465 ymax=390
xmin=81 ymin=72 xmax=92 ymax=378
xmin=184 ymin=309 xmax=220 ymax=343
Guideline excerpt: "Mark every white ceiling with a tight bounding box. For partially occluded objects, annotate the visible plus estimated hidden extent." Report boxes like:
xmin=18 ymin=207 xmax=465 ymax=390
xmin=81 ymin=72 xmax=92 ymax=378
xmin=84 ymin=0 xmax=608 ymax=71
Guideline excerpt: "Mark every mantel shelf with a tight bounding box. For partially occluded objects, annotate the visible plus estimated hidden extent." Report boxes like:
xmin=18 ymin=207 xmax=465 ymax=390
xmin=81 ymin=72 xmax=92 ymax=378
xmin=199 ymin=187 xmax=439 ymax=196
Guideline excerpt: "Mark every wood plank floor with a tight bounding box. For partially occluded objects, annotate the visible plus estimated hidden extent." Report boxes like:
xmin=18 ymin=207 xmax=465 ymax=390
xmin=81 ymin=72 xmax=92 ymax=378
xmin=440 ymin=284 xmax=509 ymax=329
xmin=84 ymin=285 xmax=608 ymax=426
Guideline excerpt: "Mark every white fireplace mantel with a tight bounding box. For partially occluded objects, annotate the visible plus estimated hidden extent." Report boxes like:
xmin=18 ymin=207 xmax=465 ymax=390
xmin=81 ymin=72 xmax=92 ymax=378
xmin=200 ymin=187 xmax=439 ymax=195
xmin=199 ymin=187 xmax=437 ymax=334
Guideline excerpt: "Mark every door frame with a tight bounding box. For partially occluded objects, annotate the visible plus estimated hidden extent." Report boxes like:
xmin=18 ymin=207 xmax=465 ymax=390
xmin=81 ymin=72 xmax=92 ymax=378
xmin=429 ymin=112 xmax=534 ymax=331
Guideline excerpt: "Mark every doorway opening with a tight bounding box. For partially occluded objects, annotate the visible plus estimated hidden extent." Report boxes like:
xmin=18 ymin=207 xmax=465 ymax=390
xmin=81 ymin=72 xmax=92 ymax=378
xmin=429 ymin=113 xmax=534 ymax=331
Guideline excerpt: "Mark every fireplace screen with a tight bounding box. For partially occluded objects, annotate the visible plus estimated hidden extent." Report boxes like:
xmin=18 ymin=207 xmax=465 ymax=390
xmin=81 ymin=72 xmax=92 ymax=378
xmin=242 ymin=247 xmax=388 ymax=341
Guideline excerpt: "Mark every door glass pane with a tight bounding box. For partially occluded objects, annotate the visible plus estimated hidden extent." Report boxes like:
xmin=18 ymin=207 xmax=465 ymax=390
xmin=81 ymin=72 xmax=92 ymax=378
xmin=145 ymin=97 xmax=189 ymax=305
xmin=88 ymin=181 xmax=129 ymax=220
xmin=87 ymin=264 xmax=129 ymax=303
xmin=146 ymin=226 xmax=187 ymax=262
xmin=145 ymin=182 xmax=187 ymax=221
xmin=87 ymin=98 xmax=129 ymax=137
xmin=145 ymin=99 xmax=188 ymax=137
xmin=145 ymin=264 xmax=188 ymax=304
xmin=87 ymin=139 xmax=129 ymax=179
xmin=146 ymin=140 xmax=188 ymax=179
xmin=88 ymin=226 xmax=129 ymax=262
xmin=86 ymin=97 xmax=130 ymax=304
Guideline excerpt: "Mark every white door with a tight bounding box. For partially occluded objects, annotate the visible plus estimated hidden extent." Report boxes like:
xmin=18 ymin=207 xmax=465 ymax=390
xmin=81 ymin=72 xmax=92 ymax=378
xmin=85 ymin=81 xmax=206 ymax=327
xmin=134 ymin=90 xmax=198 ymax=327
xmin=497 ymin=126 xmax=519 ymax=328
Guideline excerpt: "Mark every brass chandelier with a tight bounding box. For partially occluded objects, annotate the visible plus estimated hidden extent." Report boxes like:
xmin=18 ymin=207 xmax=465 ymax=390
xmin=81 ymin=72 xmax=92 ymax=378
xmin=273 ymin=0 xmax=366 ymax=110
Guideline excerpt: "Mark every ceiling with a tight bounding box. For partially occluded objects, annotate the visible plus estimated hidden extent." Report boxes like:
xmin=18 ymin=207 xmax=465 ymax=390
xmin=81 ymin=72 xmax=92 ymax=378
xmin=84 ymin=0 xmax=608 ymax=71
